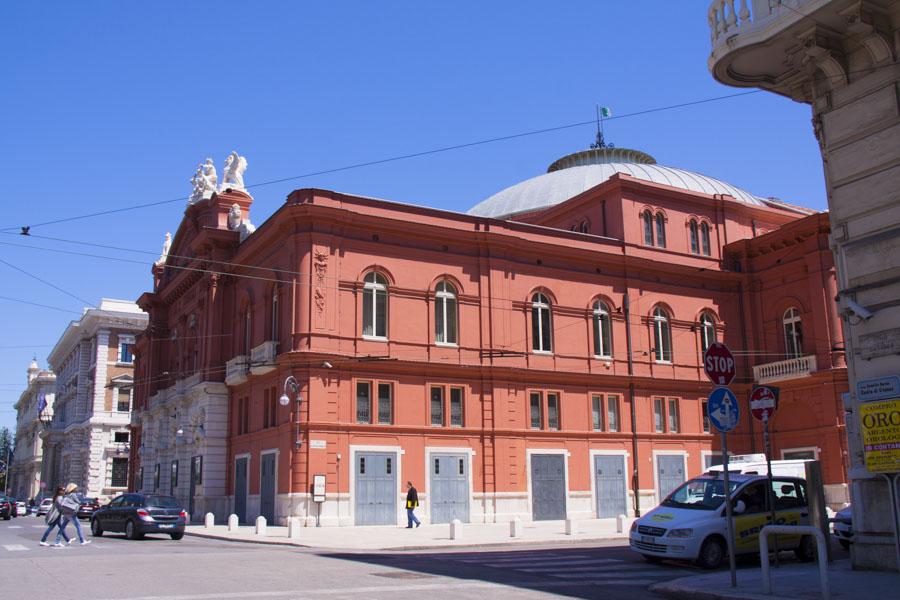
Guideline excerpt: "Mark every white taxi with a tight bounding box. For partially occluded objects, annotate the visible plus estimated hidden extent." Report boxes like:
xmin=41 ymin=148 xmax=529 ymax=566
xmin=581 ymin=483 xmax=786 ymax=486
xmin=629 ymin=473 xmax=815 ymax=568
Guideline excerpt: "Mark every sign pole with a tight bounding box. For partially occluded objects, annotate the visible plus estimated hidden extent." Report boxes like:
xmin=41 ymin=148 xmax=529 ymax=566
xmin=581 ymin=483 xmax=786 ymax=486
xmin=722 ymin=432 xmax=737 ymax=587
xmin=763 ymin=415 xmax=779 ymax=566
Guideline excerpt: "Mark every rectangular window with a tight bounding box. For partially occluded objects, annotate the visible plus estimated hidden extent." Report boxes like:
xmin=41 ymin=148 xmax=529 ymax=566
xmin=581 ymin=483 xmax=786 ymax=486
xmin=356 ymin=382 xmax=371 ymax=424
xmin=170 ymin=460 xmax=179 ymax=492
xmin=114 ymin=431 xmax=129 ymax=443
xmin=263 ymin=388 xmax=271 ymax=429
xmin=377 ymin=382 xmax=392 ymax=424
xmin=607 ymin=395 xmax=620 ymax=432
xmin=237 ymin=397 xmax=249 ymax=434
xmin=449 ymin=387 xmax=463 ymax=427
xmin=529 ymin=392 xmax=542 ymax=429
xmin=667 ymin=398 xmax=680 ymax=433
xmin=703 ymin=453 xmax=723 ymax=470
xmin=702 ymin=401 xmax=710 ymax=433
xmin=269 ymin=386 xmax=277 ymax=427
xmin=653 ymin=397 xmax=665 ymax=433
xmin=117 ymin=389 xmax=131 ymax=412
xmin=591 ymin=395 xmax=604 ymax=431
xmin=154 ymin=464 xmax=160 ymax=491
xmin=119 ymin=343 xmax=133 ymax=364
xmin=430 ymin=387 xmax=444 ymax=426
xmin=782 ymin=449 xmax=817 ymax=460
xmin=111 ymin=457 xmax=128 ymax=488
xmin=547 ymin=392 xmax=560 ymax=430
xmin=139 ymin=467 xmax=144 ymax=492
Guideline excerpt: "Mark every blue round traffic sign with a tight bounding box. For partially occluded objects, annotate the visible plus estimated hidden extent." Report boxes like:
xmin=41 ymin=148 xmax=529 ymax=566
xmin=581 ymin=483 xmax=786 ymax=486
xmin=707 ymin=386 xmax=740 ymax=433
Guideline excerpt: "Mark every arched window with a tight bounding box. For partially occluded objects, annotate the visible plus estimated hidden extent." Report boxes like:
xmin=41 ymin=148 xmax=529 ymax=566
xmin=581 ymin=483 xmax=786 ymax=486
xmin=699 ymin=311 xmax=716 ymax=355
xmin=243 ymin=307 xmax=251 ymax=355
xmin=689 ymin=220 xmax=700 ymax=254
xmin=653 ymin=307 xmax=672 ymax=362
xmin=655 ymin=213 xmax=667 ymax=248
xmin=783 ymin=307 xmax=803 ymax=358
xmin=270 ymin=290 xmax=279 ymax=342
xmin=700 ymin=222 xmax=711 ymax=256
xmin=434 ymin=280 xmax=458 ymax=345
xmin=362 ymin=272 xmax=388 ymax=338
xmin=531 ymin=293 xmax=553 ymax=352
xmin=592 ymin=300 xmax=612 ymax=358
xmin=642 ymin=211 xmax=654 ymax=246
xmin=580 ymin=221 xmax=589 ymax=234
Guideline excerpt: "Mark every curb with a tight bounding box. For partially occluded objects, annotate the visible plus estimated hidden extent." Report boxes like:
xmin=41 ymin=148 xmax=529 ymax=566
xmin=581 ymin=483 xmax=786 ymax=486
xmin=650 ymin=578 xmax=795 ymax=600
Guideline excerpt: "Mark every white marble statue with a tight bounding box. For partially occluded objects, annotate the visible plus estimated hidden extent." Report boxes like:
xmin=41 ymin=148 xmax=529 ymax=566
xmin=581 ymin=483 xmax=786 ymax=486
xmin=227 ymin=203 xmax=256 ymax=243
xmin=156 ymin=232 xmax=172 ymax=265
xmin=221 ymin=151 xmax=248 ymax=190
xmin=189 ymin=158 xmax=218 ymax=204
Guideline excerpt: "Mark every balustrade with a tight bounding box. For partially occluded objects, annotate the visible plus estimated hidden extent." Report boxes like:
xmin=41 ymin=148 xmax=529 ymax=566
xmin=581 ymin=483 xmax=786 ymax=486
xmin=753 ymin=354 xmax=817 ymax=384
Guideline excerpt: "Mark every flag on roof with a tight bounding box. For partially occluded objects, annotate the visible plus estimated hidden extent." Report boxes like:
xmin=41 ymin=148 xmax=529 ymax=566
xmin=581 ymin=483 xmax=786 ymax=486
xmin=37 ymin=393 xmax=47 ymax=417
xmin=599 ymin=107 xmax=612 ymax=118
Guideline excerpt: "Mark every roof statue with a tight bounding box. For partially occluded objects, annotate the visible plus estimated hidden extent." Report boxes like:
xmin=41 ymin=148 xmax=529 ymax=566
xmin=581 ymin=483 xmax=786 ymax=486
xmin=155 ymin=232 xmax=172 ymax=265
xmin=189 ymin=158 xmax=217 ymax=204
xmin=227 ymin=203 xmax=256 ymax=243
xmin=221 ymin=151 xmax=248 ymax=191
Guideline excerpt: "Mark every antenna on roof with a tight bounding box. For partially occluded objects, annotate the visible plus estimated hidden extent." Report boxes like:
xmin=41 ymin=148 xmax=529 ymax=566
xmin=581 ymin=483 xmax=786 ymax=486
xmin=590 ymin=105 xmax=614 ymax=149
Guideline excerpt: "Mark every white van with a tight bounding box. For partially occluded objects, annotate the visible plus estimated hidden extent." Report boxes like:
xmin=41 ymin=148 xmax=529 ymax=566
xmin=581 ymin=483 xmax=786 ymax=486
xmin=629 ymin=473 xmax=815 ymax=568
xmin=705 ymin=453 xmax=811 ymax=479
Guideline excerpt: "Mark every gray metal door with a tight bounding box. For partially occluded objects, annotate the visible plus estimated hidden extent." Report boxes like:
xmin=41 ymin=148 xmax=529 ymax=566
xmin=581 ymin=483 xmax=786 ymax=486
xmin=657 ymin=455 xmax=685 ymax=501
xmin=594 ymin=455 xmax=627 ymax=518
xmin=531 ymin=454 xmax=567 ymax=521
xmin=355 ymin=452 xmax=397 ymax=525
xmin=430 ymin=454 xmax=469 ymax=524
xmin=234 ymin=457 xmax=248 ymax=523
xmin=189 ymin=456 xmax=200 ymax=520
xmin=260 ymin=453 xmax=276 ymax=524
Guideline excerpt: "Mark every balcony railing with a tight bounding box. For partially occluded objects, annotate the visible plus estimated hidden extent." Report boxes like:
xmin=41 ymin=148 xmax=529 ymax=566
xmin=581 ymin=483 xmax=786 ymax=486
xmin=225 ymin=355 xmax=249 ymax=386
xmin=708 ymin=0 xmax=809 ymax=48
xmin=250 ymin=341 xmax=278 ymax=375
xmin=753 ymin=354 xmax=817 ymax=384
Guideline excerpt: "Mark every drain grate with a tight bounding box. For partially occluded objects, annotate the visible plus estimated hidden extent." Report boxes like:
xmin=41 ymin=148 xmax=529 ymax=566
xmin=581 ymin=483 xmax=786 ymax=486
xmin=371 ymin=572 xmax=437 ymax=580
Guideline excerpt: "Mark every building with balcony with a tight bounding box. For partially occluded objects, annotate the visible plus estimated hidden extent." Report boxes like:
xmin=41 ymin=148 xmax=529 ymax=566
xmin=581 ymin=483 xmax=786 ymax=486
xmin=8 ymin=359 xmax=55 ymax=503
xmin=132 ymin=147 xmax=847 ymax=528
xmin=708 ymin=0 xmax=900 ymax=571
xmin=40 ymin=299 xmax=148 ymax=503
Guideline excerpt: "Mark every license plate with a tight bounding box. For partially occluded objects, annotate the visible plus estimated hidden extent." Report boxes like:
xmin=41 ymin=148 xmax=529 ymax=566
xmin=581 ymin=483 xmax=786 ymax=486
xmin=641 ymin=535 xmax=656 ymax=544
xmin=159 ymin=524 xmax=174 ymax=529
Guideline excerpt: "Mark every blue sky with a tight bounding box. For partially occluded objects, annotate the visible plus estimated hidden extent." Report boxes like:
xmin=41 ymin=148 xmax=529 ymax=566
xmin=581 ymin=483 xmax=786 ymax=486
xmin=0 ymin=2 xmax=825 ymax=429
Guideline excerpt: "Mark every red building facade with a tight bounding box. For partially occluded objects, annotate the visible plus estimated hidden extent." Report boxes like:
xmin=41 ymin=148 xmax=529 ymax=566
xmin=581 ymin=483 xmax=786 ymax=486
xmin=132 ymin=147 xmax=848 ymax=526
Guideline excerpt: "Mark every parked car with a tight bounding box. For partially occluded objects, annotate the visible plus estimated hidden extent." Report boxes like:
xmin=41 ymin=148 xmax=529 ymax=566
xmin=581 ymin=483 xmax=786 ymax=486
xmin=630 ymin=473 xmax=815 ymax=569
xmin=832 ymin=505 xmax=853 ymax=549
xmin=36 ymin=498 xmax=53 ymax=517
xmin=0 ymin=497 xmax=11 ymax=520
xmin=15 ymin=500 xmax=26 ymax=516
xmin=77 ymin=498 xmax=100 ymax=520
xmin=91 ymin=493 xmax=186 ymax=540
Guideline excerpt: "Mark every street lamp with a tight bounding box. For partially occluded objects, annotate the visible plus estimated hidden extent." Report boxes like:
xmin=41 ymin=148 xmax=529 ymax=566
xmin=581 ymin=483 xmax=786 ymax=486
xmin=280 ymin=376 xmax=304 ymax=450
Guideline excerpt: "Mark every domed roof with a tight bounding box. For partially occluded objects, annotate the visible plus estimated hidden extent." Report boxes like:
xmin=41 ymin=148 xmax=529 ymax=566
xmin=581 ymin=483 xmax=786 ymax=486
xmin=468 ymin=147 xmax=768 ymax=219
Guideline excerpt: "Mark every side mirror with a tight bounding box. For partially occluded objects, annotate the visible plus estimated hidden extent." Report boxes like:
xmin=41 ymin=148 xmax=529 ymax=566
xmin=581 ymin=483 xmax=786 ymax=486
xmin=733 ymin=500 xmax=746 ymax=515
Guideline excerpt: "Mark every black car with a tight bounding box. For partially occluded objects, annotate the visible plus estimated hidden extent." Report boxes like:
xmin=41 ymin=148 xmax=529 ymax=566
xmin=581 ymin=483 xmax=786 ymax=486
xmin=0 ymin=496 xmax=11 ymax=520
xmin=77 ymin=497 xmax=100 ymax=520
xmin=90 ymin=493 xmax=186 ymax=540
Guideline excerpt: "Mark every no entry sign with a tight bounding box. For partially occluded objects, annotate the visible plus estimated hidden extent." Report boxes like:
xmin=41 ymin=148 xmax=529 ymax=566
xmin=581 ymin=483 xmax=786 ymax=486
xmin=750 ymin=386 xmax=779 ymax=422
xmin=704 ymin=342 xmax=736 ymax=386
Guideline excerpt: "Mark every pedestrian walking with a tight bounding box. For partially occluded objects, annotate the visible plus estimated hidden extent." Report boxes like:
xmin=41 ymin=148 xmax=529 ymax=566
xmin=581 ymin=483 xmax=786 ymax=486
xmin=39 ymin=487 xmax=70 ymax=547
xmin=405 ymin=481 xmax=421 ymax=528
xmin=55 ymin=483 xmax=90 ymax=546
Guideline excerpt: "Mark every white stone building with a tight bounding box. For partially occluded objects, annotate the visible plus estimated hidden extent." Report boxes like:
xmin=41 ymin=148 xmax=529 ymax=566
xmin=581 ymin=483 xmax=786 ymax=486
xmin=8 ymin=359 xmax=56 ymax=502
xmin=707 ymin=0 xmax=900 ymax=570
xmin=40 ymin=299 xmax=148 ymax=502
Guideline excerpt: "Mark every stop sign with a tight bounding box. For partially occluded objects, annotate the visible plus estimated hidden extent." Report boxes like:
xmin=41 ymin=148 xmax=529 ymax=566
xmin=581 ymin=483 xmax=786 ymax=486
xmin=750 ymin=385 xmax=779 ymax=422
xmin=703 ymin=342 xmax=735 ymax=386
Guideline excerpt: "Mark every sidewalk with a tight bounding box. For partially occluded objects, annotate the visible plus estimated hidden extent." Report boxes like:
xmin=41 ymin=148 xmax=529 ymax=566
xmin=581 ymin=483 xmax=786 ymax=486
xmin=650 ymin=559 xmax=900 ymax=600
xmin=185 ymin=517 xmax=632 ymax=551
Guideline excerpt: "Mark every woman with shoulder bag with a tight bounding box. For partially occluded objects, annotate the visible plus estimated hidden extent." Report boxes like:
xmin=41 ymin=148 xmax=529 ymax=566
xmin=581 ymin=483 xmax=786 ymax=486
xmin=39 ymin=487 xmax=70 ymax=547
xmin=55 ymin=483 xmax=90 ymax=546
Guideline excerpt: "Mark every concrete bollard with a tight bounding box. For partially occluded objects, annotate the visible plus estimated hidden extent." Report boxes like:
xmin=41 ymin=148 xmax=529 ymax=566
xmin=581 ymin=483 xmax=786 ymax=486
xmin=205 ymin=512 xmax=215 ymax=529
xmin=450 ymin=519 xmax=462 ymax=540
xmin=255 ymin=515 xmax=267 ymax=536
xmin=288 ymin=516 xmax=302 ymax=539
xmin=616 ymin=514 xmax=627 ymax=534
xmin=227 ymin=513 xmax=239 ymax=532
xmin=509 ymin=518 xmax=522 ymax=538
xmin=565 ymin=518 xmax=577 ymax=536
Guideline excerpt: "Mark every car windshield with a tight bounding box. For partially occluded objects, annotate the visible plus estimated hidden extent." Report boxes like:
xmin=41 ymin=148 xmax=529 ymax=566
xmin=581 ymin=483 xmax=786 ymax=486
xmin=660 ymin=477 xmax=740 ymax=510
xmin=144 ymin=495 xmax=180 ymax=508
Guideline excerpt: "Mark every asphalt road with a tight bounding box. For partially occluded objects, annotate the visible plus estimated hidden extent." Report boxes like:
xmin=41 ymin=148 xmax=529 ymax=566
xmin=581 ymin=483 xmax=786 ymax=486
xmin=0 ymin=515 xmax=846 ymax=600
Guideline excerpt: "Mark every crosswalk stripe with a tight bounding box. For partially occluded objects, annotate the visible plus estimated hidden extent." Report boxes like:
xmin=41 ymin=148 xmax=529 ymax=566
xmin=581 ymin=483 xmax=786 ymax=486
xmin=549 ymin=570 xmax=664 ymax=580
xmin=32 ymin=525 xmax=46 ymax=529
xmin=579 ymin=578 xmax=657 ymax=586
xmin=463 ymin=555 xmax=594 ymax=564
xmin=3 ymin=544 xmax=29 ymax=552
xmin=517 ymin=563 xmax=651 ymax=573
xmin=486 ymin=559 xmax=625 ymax=569
xmin=8 ymin=525 xmax=22 ymax=529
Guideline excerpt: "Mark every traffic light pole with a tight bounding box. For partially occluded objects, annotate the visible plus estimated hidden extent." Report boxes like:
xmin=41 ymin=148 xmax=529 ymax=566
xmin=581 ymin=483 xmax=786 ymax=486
xmin=722 ymin=432 xmax=737 ymax=587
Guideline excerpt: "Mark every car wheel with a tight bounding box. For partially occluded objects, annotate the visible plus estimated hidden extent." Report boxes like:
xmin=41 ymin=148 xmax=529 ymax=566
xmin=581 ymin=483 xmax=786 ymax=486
xmin=91 ymin=519 xmax=103 ymax=537
xmin=839 ymin=540 xmax=850 ymax=550
xmin=696 ymin=536 xmax=726 ymax=569
xmin=170 ymin=532 xmax=184 ymax=541
xmin=125 ymin=520 xmax=143 ymax=540
xmin=795 ymin=535 xmax=817 ymax=562
xmin=3 ymin=515 xmax=9 ymax=521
